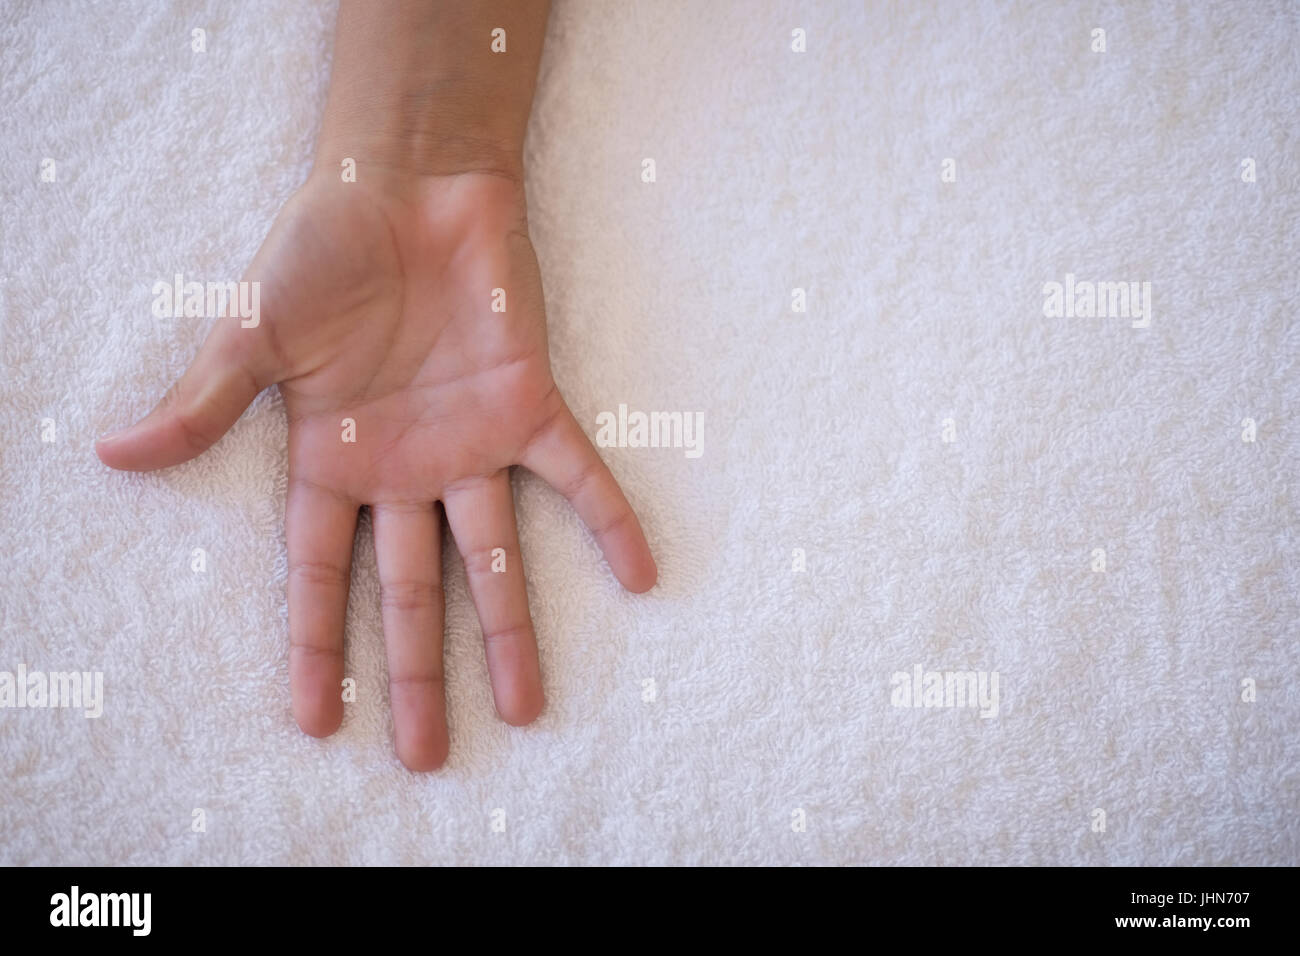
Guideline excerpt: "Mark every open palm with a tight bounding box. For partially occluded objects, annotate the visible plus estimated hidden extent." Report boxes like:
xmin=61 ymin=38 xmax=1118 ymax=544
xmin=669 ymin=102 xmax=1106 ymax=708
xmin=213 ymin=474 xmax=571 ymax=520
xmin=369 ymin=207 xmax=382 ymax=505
xmin=97 ymin=172 xmax=657 ymax=770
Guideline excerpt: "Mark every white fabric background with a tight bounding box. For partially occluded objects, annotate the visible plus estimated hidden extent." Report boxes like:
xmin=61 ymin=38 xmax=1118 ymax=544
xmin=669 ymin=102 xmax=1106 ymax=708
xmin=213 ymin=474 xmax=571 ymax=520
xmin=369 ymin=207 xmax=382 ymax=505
xmin=1 ymin=0 xmax=1297 ymax=865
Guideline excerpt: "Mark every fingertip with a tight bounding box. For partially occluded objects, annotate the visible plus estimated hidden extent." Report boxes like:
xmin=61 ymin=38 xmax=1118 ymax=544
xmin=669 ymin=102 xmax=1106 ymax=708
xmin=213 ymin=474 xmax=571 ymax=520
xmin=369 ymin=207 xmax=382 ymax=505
xmin=390 ymin=685 xmax=451 ymax=772
xmin=295 ymin=708 xmax=342 ymax=739
xmin=497 ymin=686 xmax=544 ymax=727
xmin=617 ymin=547 xmax=658 ymax=594
xmin=293 ymin=687 xmax=344 ymax=739
xmin=627 ymin=575 xmax=657 ymax=594
xmin=94 ymin=415 xmax=199 ymax=473
xmin=397 ymin=735 xmax=450 ymax=772
xmin=94 ymin=426 xmax=141 ymax=470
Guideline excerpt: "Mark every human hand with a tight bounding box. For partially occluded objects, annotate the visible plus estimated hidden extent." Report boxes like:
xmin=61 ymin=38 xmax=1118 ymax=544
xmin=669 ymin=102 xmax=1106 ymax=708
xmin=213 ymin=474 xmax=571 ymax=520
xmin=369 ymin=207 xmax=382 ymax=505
xmin=96 ymin=168 xmax=657 ymax=769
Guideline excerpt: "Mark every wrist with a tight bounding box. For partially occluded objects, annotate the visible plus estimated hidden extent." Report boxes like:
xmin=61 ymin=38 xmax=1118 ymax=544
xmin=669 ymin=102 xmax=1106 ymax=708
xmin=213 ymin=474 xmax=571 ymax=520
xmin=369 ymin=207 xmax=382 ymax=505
xmin=315 ymin=108 xmax=525 ymax=184
xmin=314 ymin=0 xmax=545 ymax=185
xmin=296 ymin=146 xmax=530 ymax=251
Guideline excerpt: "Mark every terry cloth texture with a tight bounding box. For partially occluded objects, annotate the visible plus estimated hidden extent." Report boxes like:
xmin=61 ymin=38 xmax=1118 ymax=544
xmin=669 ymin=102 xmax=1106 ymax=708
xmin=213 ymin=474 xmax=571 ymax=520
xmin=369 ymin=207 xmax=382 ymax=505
xmin=0 ymin=0 xmax=1297 ymax=864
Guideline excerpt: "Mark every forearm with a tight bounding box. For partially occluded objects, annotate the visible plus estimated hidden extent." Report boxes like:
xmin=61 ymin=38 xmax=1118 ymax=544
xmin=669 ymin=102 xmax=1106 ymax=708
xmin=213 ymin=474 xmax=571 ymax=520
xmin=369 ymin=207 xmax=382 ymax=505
xmin=315 ymin=0 xmax=551 ymax=182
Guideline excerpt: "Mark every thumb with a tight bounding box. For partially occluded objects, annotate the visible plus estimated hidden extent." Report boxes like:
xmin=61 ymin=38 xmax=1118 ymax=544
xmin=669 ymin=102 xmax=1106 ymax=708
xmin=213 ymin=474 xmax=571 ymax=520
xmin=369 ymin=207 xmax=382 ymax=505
xmin=97 ymin=316 xmax=279 ymax=472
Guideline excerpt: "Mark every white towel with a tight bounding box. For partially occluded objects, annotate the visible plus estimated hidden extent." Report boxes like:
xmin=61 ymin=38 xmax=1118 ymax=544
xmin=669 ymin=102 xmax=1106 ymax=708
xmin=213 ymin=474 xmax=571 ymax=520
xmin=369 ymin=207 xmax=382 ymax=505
xmin=1 ymin=0 xmax=1296 ymax=864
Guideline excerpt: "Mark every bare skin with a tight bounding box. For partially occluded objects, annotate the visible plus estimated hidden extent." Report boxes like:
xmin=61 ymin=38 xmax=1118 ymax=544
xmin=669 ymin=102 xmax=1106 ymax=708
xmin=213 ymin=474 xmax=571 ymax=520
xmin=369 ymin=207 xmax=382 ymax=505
xmin=95 ymin=2 xmax=656 ymax=770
